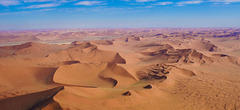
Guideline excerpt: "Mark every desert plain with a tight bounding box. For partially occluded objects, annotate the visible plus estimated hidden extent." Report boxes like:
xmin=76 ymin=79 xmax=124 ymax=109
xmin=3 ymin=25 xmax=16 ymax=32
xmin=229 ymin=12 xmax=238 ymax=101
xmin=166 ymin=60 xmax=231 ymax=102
xmin=0 ymin=28 xmax=240 ymax=110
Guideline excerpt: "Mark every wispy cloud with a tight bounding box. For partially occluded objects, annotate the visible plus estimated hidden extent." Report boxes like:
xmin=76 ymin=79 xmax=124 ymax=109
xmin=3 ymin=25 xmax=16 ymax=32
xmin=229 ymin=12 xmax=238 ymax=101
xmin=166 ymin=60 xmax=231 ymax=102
xmin=136 ymin=0 xmax=156 ymax=2
xmin=209 ymin=0 xmax=240 ymax=4
xmin=23 ymin=0 xmax=76 ymax=3
xmin=23 ymin=0 xmax=54 ymax=2
xmin=59 ymin=0 xmax=77 ymax=3
xmin=0 ymin=0 xmax=20 ymax=6
xmin=153 ymin=2 xmax=173 ymax=5
xmin=177 ymin=0 xmax=203 ymax=6
xmin=75 ymin=1 xmax=103 ymax=6
xmin=25 ymin=3 xmax=59 ymax=8
xmin=0 ymin=8 xmax=53 ymax=15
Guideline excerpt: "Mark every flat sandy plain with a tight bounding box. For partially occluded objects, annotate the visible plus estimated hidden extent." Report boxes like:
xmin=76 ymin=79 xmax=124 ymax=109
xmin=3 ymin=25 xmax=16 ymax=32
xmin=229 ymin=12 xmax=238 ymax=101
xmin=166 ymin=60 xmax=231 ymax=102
xmin=0 ymin=28 xmax=240 ymax=110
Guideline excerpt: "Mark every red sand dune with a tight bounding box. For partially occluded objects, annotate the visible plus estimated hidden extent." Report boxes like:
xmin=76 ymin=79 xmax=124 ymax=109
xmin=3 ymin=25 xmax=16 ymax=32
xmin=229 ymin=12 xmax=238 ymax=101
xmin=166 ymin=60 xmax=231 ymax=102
xmin=0 ymin=29 xmax=240 ymax=110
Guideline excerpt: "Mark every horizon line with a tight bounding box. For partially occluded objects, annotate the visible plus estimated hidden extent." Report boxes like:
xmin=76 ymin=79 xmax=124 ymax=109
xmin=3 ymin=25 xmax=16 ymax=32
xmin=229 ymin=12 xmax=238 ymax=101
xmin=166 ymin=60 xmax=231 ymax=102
xmin=1 ymin=27 xmax=240 ymax=32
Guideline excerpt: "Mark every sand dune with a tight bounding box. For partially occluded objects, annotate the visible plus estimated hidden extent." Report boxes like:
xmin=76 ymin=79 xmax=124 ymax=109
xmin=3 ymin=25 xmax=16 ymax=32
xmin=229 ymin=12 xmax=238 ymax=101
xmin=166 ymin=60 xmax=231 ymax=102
xmin=212 ymin=53 xmax=240 ymax=65
xmin=0 ymin=86 xmax=63 ymax=110
xmin=44 ymin=42 xmax=126 ymax=65
xmin=179 ymin=39 xmax=219 ymax=52
xmin=92 ymin=40 xmax=114 ymax=45
xmin=0 ymin=29 xmax=240 ymax=110
xmin=98 ymin=63 xmax=137 ymax=88
xmin=54 ymin=63 xmax=136 ymax=88
xmin=0 ymin=65 xmax=63 ymax=110
xmin=0 ymin=42 xmax=66 ymax=57
xmin=141 ymin=44 xmax=212 ymax=64
xmin=0 ymin=66 xmax=58 ymax=96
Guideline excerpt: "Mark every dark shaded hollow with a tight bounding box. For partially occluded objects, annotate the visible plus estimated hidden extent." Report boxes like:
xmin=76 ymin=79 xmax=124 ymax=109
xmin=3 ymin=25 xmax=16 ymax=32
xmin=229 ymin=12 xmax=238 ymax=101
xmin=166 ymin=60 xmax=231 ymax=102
xmin=62 ymin=60 xmax=80 ymax=65
xmin=143 ymin=85 xmax=152 ymax=89
xmin=122 ymin=91 xmax=131 ymax=96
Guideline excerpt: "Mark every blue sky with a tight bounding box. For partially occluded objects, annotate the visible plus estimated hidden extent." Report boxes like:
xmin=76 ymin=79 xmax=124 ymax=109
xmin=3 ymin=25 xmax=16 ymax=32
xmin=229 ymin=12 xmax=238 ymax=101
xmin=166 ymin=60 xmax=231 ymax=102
xmin=0 ymin=0 xmax=240 ymax=30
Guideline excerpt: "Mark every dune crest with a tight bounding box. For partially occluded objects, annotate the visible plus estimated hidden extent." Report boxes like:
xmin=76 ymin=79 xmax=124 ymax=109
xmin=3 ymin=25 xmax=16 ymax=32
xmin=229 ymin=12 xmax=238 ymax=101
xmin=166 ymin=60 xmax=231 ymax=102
xmin=53 ymin=62 xmax=136 ymax=88
xmin=137 ymin=64 xmax=195 ymax=81
xmin=141 ymin=43 xmax=212 ymax=64
xmin=45 ymin=42 xmax=126 ymax=65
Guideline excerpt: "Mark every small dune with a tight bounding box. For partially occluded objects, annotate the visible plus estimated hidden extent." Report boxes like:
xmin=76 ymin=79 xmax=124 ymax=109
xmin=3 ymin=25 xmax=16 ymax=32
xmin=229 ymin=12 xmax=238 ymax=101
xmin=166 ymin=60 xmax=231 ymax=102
xmin=44 ymin=42 xmax=126 ymax=65
xmin=212 ymin=53 xmax=240 ymax=65
xmin=141 ymin=44 xmax=213 ymax=64
xmin=0 ymin=42 xmax=65 ymax=57
xmin=137 ymin=63 xmax=195 ymax=81
xmin=137 ymin=64 xmax=170 ymax=80
xmin=92 ymin=40 xmax=114 ymax=45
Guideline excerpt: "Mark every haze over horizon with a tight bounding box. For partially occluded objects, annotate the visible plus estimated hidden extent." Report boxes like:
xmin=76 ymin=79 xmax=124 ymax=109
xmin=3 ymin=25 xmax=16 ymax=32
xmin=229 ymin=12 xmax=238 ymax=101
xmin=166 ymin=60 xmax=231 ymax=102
xmin=0 ymin=0 xmax=240 ymax=30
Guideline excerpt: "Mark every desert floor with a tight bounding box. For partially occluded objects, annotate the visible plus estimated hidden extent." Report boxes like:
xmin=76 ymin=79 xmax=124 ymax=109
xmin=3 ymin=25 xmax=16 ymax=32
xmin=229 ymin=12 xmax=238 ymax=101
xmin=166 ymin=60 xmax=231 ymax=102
xmin=0 ymin=29 xmax=240 ymax=110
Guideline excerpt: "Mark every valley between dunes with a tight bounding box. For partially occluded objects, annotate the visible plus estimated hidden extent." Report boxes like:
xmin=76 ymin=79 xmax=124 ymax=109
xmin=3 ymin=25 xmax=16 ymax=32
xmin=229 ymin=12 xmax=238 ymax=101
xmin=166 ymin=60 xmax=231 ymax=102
xmin=0 ymin=29 xmax=240 ymax=110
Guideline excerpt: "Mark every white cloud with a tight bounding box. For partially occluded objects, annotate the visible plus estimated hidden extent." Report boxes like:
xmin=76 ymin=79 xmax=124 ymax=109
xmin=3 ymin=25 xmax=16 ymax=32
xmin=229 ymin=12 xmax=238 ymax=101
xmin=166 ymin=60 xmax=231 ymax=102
xmin=0 ymin=0 xmax=20 ymax=6
xmin=0 ymin=8 xmax=53 ymax=15
xmin=177 ymin=0 xmax=203 ymax=6
xmin=23 ymin=0 xmax=53 ymax=2
xmin=153 ymin=2 xmax=173 ymax=5
xmin=59 ymin=0 xmax=77 ymax=3
xmin=25 ymin=3 xmax=59 ymax=8
xmin=75 ymin=1 xmax=103 ymax=6
xmin=209 ymin=0 xmax=240 ymax=4
xmin=136 ymin=0 xmax=156 ymax=2
xmin=23 ymin=0 xmax=76 ymax=3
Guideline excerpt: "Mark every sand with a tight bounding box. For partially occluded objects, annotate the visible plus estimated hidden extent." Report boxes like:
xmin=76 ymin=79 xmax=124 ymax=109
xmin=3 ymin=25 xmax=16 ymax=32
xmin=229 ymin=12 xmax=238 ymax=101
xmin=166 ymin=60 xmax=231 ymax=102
xmin=0 ymin=28 xmax=240 ymax=110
